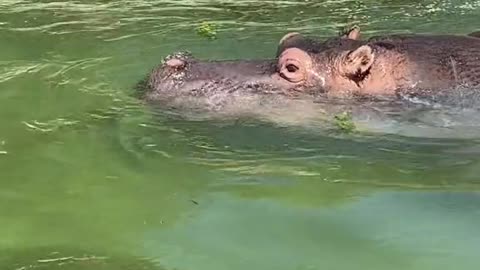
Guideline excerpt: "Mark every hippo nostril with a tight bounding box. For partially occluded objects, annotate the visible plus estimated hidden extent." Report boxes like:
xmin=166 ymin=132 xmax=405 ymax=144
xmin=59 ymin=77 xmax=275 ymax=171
xmin=166 ymin=58 xmax=186 ymax=69
xmin=286 ymin=63 xmax=299 ymax=73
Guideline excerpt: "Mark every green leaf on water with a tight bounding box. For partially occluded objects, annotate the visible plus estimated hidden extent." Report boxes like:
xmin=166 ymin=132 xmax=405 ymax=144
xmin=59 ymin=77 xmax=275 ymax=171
xmin=333 ymin=111 xmax=356 ymax=133
xmin=196 ymin=21 xmax=217 ymax=40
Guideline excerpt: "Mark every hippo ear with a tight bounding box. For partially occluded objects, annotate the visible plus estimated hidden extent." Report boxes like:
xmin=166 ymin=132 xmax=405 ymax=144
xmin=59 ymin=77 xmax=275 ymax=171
xmin=279 ymin=32 xmax=304 ymax=46
xmin=342 ymin=26 xmax=361 ymax=40
xmin=276 ymin=32 xmax=305 ymax=57
xmin=341 ymin=45 xmax=375 ymax=77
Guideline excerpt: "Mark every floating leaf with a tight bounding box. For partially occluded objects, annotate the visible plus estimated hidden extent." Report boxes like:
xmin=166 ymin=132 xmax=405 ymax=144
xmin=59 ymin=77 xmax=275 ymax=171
xmin=333 ymin=111 xmax=356 ymax=133
xmin=196 ymin=21 xmax=217 ymax=40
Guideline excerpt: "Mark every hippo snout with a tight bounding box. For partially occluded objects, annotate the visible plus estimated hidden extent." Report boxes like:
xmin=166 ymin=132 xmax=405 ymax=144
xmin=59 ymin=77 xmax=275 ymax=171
xmin=142 ymin=47 xmax=328 ymax=104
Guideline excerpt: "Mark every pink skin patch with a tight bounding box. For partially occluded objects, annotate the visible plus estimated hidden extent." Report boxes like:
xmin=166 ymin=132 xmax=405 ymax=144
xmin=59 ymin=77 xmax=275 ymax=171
xmin=278 ymin=48 xmax=325 ymax=86
xmin=165 ymin=58 xmax=186 ymax=69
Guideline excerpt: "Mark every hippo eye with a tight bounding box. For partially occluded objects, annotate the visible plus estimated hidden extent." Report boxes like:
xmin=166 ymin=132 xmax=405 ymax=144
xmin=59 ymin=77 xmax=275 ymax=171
xmin=279 ymin=60 xmax=305 ymax=83
xmin=277 ymin=48 xmax=312 ymax=84
xmin=286 ymin=63 xmax=299 ymax=73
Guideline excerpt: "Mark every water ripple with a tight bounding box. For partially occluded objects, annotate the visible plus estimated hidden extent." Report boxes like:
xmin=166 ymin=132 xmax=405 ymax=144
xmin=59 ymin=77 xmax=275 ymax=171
xmin=0 ymin=61 xmax=47 ymax=83
xmin=23 ymin=118 xmax=79 ymax=133
xmin=0 ymin=57 xmax=110 ymax=83
xmin=1 ymin=0 xmax=478 ymax=43
xmin=2 ymin=0 xmax=480 ymax=192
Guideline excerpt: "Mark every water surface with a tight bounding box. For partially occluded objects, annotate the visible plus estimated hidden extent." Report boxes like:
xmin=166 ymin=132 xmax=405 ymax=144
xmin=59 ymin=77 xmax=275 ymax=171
xmin=1 ymin=0 xmax=480 ymax=269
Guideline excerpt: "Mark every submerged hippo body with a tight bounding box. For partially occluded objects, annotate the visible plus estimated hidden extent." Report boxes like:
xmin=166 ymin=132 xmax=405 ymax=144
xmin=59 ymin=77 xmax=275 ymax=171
xmin=140 ymin=27 xmax=480 ymax=110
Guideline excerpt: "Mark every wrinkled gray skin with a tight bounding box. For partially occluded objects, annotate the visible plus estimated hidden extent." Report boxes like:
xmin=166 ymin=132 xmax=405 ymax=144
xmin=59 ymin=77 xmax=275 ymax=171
xmin=141 ymin=53 xmax=316 ymax=113
xmin=139 ymin=27 xmax=480 ymax=110
xmin=145 ymin=54 xmax=293 ymax=100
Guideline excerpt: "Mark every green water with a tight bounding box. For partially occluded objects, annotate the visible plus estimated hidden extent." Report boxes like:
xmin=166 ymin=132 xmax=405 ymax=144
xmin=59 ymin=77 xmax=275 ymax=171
xmin=1 ymin=0 xmax=480 ymax=269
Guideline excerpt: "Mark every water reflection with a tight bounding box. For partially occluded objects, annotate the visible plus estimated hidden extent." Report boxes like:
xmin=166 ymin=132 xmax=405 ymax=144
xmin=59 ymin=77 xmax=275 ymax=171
xmin=141 ymin=191 xmax=480 ymax=270
xmin=114 ymin=106 xmax=480 ymax=192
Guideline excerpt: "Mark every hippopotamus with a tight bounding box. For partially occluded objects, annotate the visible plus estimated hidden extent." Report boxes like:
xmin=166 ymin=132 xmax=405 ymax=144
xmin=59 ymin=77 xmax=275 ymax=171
xmin=139 ymin=26 xmax=480 ymax=110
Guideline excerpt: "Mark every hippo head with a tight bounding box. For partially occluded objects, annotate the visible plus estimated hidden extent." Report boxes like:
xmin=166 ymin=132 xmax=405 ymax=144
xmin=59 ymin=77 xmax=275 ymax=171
xmin=275 ymin=26 xmax=395 ymax=97
xmin=140 ymin=26 xmax=374 ymax=108
xmin=279 ymin=44 xmax=378 ymax=96
xmin=278 ymin=26 xmax=419 ymax=97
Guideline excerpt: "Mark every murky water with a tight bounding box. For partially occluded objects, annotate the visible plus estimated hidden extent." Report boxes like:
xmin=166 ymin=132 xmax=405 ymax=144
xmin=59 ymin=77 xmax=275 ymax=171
xmin=1 ymin=0 xmax=480 ymax=269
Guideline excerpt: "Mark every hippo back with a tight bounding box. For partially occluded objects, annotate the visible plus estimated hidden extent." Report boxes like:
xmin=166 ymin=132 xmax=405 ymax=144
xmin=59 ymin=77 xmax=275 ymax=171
xmin=368 ymin=34 xmax=480 ymax=89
